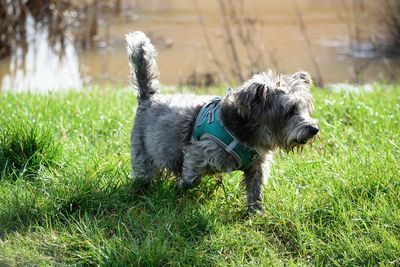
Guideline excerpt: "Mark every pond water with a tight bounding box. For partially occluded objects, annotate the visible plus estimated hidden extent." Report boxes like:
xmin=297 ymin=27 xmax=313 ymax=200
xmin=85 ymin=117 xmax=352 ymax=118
xmin=1 ymin=0 xmax=399 ymax=92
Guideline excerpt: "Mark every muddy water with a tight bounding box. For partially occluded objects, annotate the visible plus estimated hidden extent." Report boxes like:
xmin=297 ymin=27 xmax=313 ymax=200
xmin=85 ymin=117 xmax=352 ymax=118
xmin=1 ymin=0 xmax=399 ymax=91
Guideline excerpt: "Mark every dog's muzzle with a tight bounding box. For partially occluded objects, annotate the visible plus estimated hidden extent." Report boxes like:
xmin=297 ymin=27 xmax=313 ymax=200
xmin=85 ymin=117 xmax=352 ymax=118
xmin=297 ymin=125 xmax=319 ymax=144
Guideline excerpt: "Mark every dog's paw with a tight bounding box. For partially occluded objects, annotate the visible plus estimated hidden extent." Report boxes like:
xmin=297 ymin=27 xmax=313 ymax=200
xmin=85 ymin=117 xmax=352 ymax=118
xmin=133 ymin=180 xmax=151 ymax=195
xmin=175 ymin=179 xmax=186 ymax=194
xmin=248 ymin=202 xmax=265 ymax=215
xmin=176 ymin=176 xmax=201 ymax=191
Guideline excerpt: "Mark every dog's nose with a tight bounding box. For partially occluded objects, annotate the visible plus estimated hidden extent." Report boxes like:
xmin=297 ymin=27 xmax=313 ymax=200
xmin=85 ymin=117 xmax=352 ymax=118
xmin=308 ymin=126 xmax=319 ymax=136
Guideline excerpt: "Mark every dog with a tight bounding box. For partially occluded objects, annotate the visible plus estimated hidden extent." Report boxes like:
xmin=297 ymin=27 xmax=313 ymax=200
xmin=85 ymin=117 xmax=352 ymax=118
xmin=126 ymin=31 xmax=319 ymax=213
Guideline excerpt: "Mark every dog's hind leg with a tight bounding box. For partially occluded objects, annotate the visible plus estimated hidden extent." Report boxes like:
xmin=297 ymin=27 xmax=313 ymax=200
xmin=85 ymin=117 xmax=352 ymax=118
xmin=131 ymin=132 xmax=156 ymax=185
xmin=131 ymin=151 xmax=156 ymax=185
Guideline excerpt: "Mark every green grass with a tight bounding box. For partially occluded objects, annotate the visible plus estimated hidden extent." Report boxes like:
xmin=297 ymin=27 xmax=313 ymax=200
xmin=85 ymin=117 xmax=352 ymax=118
xmin=0 ymin=85 xmax=399 ymax=266
xmin=0 ymin=122 xmax=61 ymax=181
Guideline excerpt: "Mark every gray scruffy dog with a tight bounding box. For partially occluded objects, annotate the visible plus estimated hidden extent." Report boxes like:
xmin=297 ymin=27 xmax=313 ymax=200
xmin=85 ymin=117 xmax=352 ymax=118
xmin=126 ymin=31 xmax=319 ymax=213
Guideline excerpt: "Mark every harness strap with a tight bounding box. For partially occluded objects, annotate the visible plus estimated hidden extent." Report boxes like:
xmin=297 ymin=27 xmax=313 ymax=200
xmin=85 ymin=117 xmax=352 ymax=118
xmin=193 ymin=98 xmax=258 ymax=170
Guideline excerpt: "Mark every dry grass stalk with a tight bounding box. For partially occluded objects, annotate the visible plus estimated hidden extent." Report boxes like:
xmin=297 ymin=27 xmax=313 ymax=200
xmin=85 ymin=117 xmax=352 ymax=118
xmin=192 ymin=0 xmax=275 ymax=86
xmin=292 ymin=0 xmax=324 ymax=87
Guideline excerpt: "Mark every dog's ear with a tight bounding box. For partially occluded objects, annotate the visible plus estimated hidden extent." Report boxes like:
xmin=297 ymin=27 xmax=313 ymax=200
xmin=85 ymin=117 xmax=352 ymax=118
xmin=235 ymin=82 xmax=268 ymax=117
xmin=253 ymin=82 xmax=268 ymax=105
xmin=292 ymin=71 xmax=312 ymax=87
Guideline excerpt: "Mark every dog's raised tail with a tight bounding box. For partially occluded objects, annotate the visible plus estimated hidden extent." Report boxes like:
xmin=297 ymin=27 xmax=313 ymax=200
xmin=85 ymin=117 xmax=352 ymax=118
xmin=125 ymin=31 xmax=160 ymax=103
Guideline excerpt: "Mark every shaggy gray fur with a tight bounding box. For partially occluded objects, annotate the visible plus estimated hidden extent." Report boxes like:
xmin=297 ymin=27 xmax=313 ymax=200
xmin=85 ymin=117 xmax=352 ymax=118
xmin=126 ymin=31 xmax=319 ymax=213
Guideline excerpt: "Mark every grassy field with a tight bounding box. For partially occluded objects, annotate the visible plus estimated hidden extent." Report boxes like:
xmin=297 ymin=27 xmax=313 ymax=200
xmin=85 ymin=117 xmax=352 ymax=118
xmin=0 ymin=85 xmax=399 ymax=266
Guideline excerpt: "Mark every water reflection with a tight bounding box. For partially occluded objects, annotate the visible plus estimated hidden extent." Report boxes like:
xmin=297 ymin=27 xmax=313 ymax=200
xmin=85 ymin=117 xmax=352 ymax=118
xmin=0 ymin=0 xmax=399 ymax=92
xmin=1 ymin=15 xmax=82 ymax=93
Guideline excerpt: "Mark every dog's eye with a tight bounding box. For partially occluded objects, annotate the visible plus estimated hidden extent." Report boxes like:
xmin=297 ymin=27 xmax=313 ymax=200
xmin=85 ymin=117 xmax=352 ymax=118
xmin=286 ymin=106 xmax=297 ymax=118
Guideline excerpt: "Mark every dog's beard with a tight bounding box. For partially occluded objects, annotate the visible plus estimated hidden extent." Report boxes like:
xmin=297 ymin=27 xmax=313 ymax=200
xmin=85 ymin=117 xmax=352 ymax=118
xmin=280 ymin=123 xmax=319 ymax=153
xmin=284 ymin=135 xmax=318 ymax=153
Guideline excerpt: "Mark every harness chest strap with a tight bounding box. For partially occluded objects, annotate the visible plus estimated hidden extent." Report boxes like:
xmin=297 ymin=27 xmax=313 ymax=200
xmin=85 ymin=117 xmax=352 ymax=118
xmin=193 ymin=98 xmax=259 ymax=170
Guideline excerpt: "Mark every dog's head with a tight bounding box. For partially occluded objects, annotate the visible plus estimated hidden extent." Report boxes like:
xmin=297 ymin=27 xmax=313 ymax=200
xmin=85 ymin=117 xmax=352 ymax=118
xmin=223 ymin=71 xmax=319 ymax=151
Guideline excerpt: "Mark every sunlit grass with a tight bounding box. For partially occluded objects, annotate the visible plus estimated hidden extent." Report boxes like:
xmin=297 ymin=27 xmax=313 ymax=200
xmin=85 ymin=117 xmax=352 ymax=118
xmin=0 ymin=85 xmax=399 ymax=266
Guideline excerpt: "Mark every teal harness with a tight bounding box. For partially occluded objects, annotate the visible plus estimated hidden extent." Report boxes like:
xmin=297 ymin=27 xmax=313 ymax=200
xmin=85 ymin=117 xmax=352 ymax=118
xmin=193 ymin=98 xmax=258 ymax=170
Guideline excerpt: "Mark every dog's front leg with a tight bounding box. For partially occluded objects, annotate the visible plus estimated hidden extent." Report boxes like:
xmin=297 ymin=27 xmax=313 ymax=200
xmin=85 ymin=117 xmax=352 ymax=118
xmin=243 ymin=161 xmax=266 ymax=213
xmin=176 ymin=146 xmax=207 ymax=190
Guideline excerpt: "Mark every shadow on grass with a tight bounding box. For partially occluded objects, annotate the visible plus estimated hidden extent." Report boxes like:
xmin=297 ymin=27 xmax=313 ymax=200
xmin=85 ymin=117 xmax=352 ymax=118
xmin=0 ymin=164 xmax=221 ymax=237
xmin=0 ymin=165 xmax=227 ymax=265
xmin=0 ymin=122 xmax=62 ymax=182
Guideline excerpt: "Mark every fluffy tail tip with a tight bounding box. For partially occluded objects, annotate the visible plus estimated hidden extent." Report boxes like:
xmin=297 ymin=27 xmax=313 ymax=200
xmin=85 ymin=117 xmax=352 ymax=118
xmin=125 ymin=31 xmax=149 ymax=54
xmin=125 ymin=31 xmax=160 ymax=102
